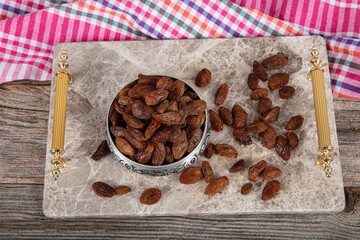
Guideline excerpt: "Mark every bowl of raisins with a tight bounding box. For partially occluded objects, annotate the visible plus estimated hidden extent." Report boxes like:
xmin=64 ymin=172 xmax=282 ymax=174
xmin=105 ymin=75 xmax=210 ymax=176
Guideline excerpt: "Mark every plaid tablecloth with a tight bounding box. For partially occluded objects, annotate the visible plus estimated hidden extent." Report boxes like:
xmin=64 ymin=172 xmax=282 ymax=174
xmin=0 ymin=0 xmax=359 ymax=99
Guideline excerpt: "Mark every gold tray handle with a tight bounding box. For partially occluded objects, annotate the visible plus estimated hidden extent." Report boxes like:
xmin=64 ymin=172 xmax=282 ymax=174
xmin=309 ymin=47 xmax=333 ymax=177
xmin=50 ymin=50 xmax=72 ymax=180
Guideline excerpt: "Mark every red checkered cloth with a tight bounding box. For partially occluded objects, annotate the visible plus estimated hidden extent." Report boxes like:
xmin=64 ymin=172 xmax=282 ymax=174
xmin=0 ymin=0 xmax=359 ymax=99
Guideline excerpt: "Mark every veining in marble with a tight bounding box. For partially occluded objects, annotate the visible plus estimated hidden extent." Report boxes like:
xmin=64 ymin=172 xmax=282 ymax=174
xmin=43 ymin=36 xmax=345 ymax=217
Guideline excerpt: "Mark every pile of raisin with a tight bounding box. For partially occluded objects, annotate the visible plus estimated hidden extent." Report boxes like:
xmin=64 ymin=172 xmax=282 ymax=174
xmin=108 ymin=74 xmax=207 ymax=166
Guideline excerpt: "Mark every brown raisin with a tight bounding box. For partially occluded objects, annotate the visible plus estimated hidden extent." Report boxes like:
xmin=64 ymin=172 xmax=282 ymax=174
xmin=111 ymin=112 xmax=122 ymax=126
xmin=167 ymin=100 xmax=178 ymax=112
xmin=186 ymin=112 xmax=205 ymax=128
xmin=286 ymin=115 xmax=304 ymax=130
xmin=204 ymin=176 xmax=229 ymax=197
xmin=257 ymin=98 xmax=272 ymax=115
xmin=209 ymin=109 xmax=224 ymax=132
xmin=250 ymin=88 xmax=268 ymax=100
xmin=115 ymin=137 xmax=136 ymax=156
xmin=214 ymin=83 xmax=229 ymax=105
xmin=122 ymin=112 xmax=145 ymax=129
xmin=135 ymin=143 xmax=155 ymax=164
xmin=179 ymin=166 xmax=204 ymax=184
xmin=279 ymin=86 xmax=295 ymax=99
xmin=138 ymin=74 xmax=160 ymax=86
xmin=124 ymin=129 xmax=147 ymax=149
xmin=262 ymin=167 xmax=281 ymax=180
xmin=114 ymin=186 xmax=131 ymax=196
xmin=195 ymin=68 xmax=211 ymax=87
xmin=248 ymin=160 xmax=267 ymax=181
xmin=262 ymin=106 xmax=280 ymax=123
xmin=156 ymin=100 xmax=169 ymax=113
xmin=248 ymin=73 xmax=259 ymax=90
xmin=152 ymin=142 xmax=166 ymax=166
xmin=127 ymin=125 xmax=147 ymax=141
xmin=204 ymin=143 xmax=215 ymax=159
xmin=258 ymin=124 xmax=277 ymax=149
xmin=128 ymin=84 xmax=155 ymax=99
xmin=187 ymin=127 xmax=202 ymax=152
xmin=262 ymin=180 xmax=281 ymax=201
xmin=229 ymin=159 xmax=245 ymax=173
xmin=245 ymin=121 xmax=268 ymax=134
xmin=201 ymin=161 xmax=214 ymax=183
xmin=140 ymin=188 xmax=162 ymax=205
xmin=151 ymin=125 xmax=174 ymax=143
xmin=92 ymin=182 xmax=115 ymax=198
xmin=172 ymin=130 xmax=188 ymax=159
xmin=156 ymin=76 xmax=173 ymax=90
xmin=132 ymin=100 xmax=154 ymax=120
xmin=110 ymin=126 xmax=127 ymax=137
xmin=268 ymin=73 xmax=289 ymax=90
xmin=286 ymin=132 xmax=299 ymax=149
xmin=167 ymin=90 xmax=180 ymax=102
xmin=184 ymin=90 xmax=198 ymax=99
xmin=152 ymin=112 xmax=182 ymax=125
xmin=92 ymin=140 xmax=110 ymax=161
xmin=275 ymin=135 xmax=290 ymax=161
xmin=172 ymin=80 xmax=186 ymax=97
xmin=262 ymin=54 xmax=288 ymax=69
xmin=187 ymin=100 xmax=207 ymax=116
xmin=214 ymin=144 xmax=238 ymax=158
xmin=164 ymin=145 xmax=174 ymax=164
xmin=233 ymin=128 xmax=252 ymax=146
xmin=118 ymin=96 xmax=134 ymax=106
xmin=218 ymin=106 xmax=233 ymax=125
xmin=144 ymin=119 xmax=161 ymax=140
xmin=232 ymin=104 xmax=247 ymax=129
xmin=240 ymin=183 xmax=253 ymax=195
xmin=145 ymin=89 xmax=169 ymax=106
xmin=253 ymin=61 xmax=267 ymax=81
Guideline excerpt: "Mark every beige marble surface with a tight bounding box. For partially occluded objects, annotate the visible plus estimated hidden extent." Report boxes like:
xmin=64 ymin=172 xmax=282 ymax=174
xmin=43 ymin=36 xmax=345 ymax=217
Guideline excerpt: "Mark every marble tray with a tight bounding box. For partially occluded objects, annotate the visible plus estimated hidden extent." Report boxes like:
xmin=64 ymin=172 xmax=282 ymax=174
xmin=43 ymin=36 xmax=345 ymax=217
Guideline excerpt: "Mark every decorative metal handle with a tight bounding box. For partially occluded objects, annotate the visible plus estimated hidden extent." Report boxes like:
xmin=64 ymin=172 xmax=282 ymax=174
xmin=50 ymin=50 xmax=72 ymax=180
xmin=309 ymin=47 xmax=333 ymax=177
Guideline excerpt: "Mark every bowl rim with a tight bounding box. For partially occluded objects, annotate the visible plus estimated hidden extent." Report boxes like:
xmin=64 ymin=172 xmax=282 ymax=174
xmin=105 ymin=76 xmax=210 ymax=169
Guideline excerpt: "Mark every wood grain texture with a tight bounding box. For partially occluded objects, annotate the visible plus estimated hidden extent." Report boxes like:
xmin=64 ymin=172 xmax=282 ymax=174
xmin=0 ymin=184 xmax=359 ymax=239
xmin=0 ymin=81 xmax=359 ymax=186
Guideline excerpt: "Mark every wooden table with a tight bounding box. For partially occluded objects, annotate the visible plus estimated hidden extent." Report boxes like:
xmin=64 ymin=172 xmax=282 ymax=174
xmin=0 ymin=80 xmax=359 ymax=239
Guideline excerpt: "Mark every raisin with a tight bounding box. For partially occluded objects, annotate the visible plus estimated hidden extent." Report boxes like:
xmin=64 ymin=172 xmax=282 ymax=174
xmin=172 ymin=130 xmax=188 ymax=159
xmin=229 ymin=159 xmax=245 ymax=173
xmin=152 ymin=112 xmax=182 ymax=125
xmin=187 ymin=127 xmax=202 ymax=152
xmin=195 ymin=68 xmax=211 ymax=87
xmin=233 ymin=128 xmax=252 ymax=146
xmin=262 ymin=180 xmax=281 ymax=201
xmin=127 ymin=125 xmax=147 ymax=141
xmin=209 ymin=109 xmax=223 ymax=132
xmin=92 ymin=140 xmax=110 ymax=161
xmin=110 ymin=126 xmax=126 ymax=137
xmin=257 ymin=98 xmax=272 ymax=115
xmin=114 ymin=101 xmax=126 ymax=114
xmin=248 ymin=73 xmax=259 ymax=90
xmin=152 ymin=142 xmax=166 ymax=166
xmin=128 ymin=84 xmax=155 ymax=99
xmin=138 ymin=74 xmax=160 ymax=86
xmin=144 ymin=119 xmax=161 ymax=140
xmin=218 ymin=106 xmax=233 ymax=125
xmin=179 ymin=96 xmax=193 ymax=108
xmin=167 ymin=90 xmax=180 ymax=102
xmin=275 ymin=135 xmax=290 ymax=161
xmin=262 ymin=106 xmax=280 ymax=123
xmin=201 ymin=161 xmax=214 ymax=183
xmin=204 ymin=176 xmax=229 ymax=197
xmin=286 ymin=132 xmax=299 ymax=149
xmin=184 ymin=90 xmax=198 ymax=99
xmin=164 ymin=145 xmax=174 ymax=164
xmin=156 ymin=100 xmax=169 ymax=113
xmin=250 ymin=88 xmax=268 ymax=100
xmin=268 ymin=73 xmax=289 ymax=90
xmin=262 ymin=167 xmax=281 ymax=180
xmin=179 ymin=166 xmax=204 ymax=184
xmin=135 ymin=143 xmax=155 ymax=164
xmin=124 ymin=129 xmax=147 ymax=149
xmin=92 ymin=182 xmax=115 ymax=198
xmin=232 ymin=104 xmax=248 ymax=129
xmin=214 ymin=83 xmax=229 ymax=105
xmin=258 ymin=124 xmax=277 ymax=149
xmin=204 ymin=143 xmax=215 ymax=159
xmin=248 ymin=160 xmax=267 ymax=181
xmin=122 ymin=112 xmax=145 ymax=129
xmin=214 ymin=144 xmax=238 ymax=158
xmin=111 ymin=112 xmax=122 ymax=126
xmin=186 ymin=113 xmax=205 ymax=128
xmin=115 ymin=137 xmax=136 ymax=156
xmin=245 ymin=121 xmax=267 ymax=134
xmin=156 ymin=76 xmax=173 ymax=90
xmin=145 ymin=89 xmax=169 ymax=106
xmin=140 ymin=188 xmax=162 ymax=205
xmin=187 ymin=100 xmax=207 ymax=116
xmin=151 ymin=125 xmax=174 ymax=143
xmin=132 ymin=100 xmax=154 ymax=120
xmin=286 ymin=115 xmax=304 ymax=130
xmin=118 ymin=87 xmax=131 ymax=97
xmin=279 ymin=86 xmax=295 ymax=99
xmin=253 ymin=61 xmax=267 ymax=81
xmin=240 ymin=183 xmax=253 ymax=195
xmin=262 ymin=54 xmax=288 ymax=69
xmin=172 ymin=80 xmax=186 ymax=97
xmin=114 ymin=186 xmax=131 ymax=196
xmin=167 ymin=100 xmax=178 ymax=112
xmin=118 ymin=96 xmax=134 ymax=106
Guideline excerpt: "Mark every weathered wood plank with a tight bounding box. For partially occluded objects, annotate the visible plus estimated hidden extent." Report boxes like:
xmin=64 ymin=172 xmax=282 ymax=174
xmin=0 ymin=81 xmax=359 ymax=186
xmin=0 ymin=185 xmax=359 ymax=239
